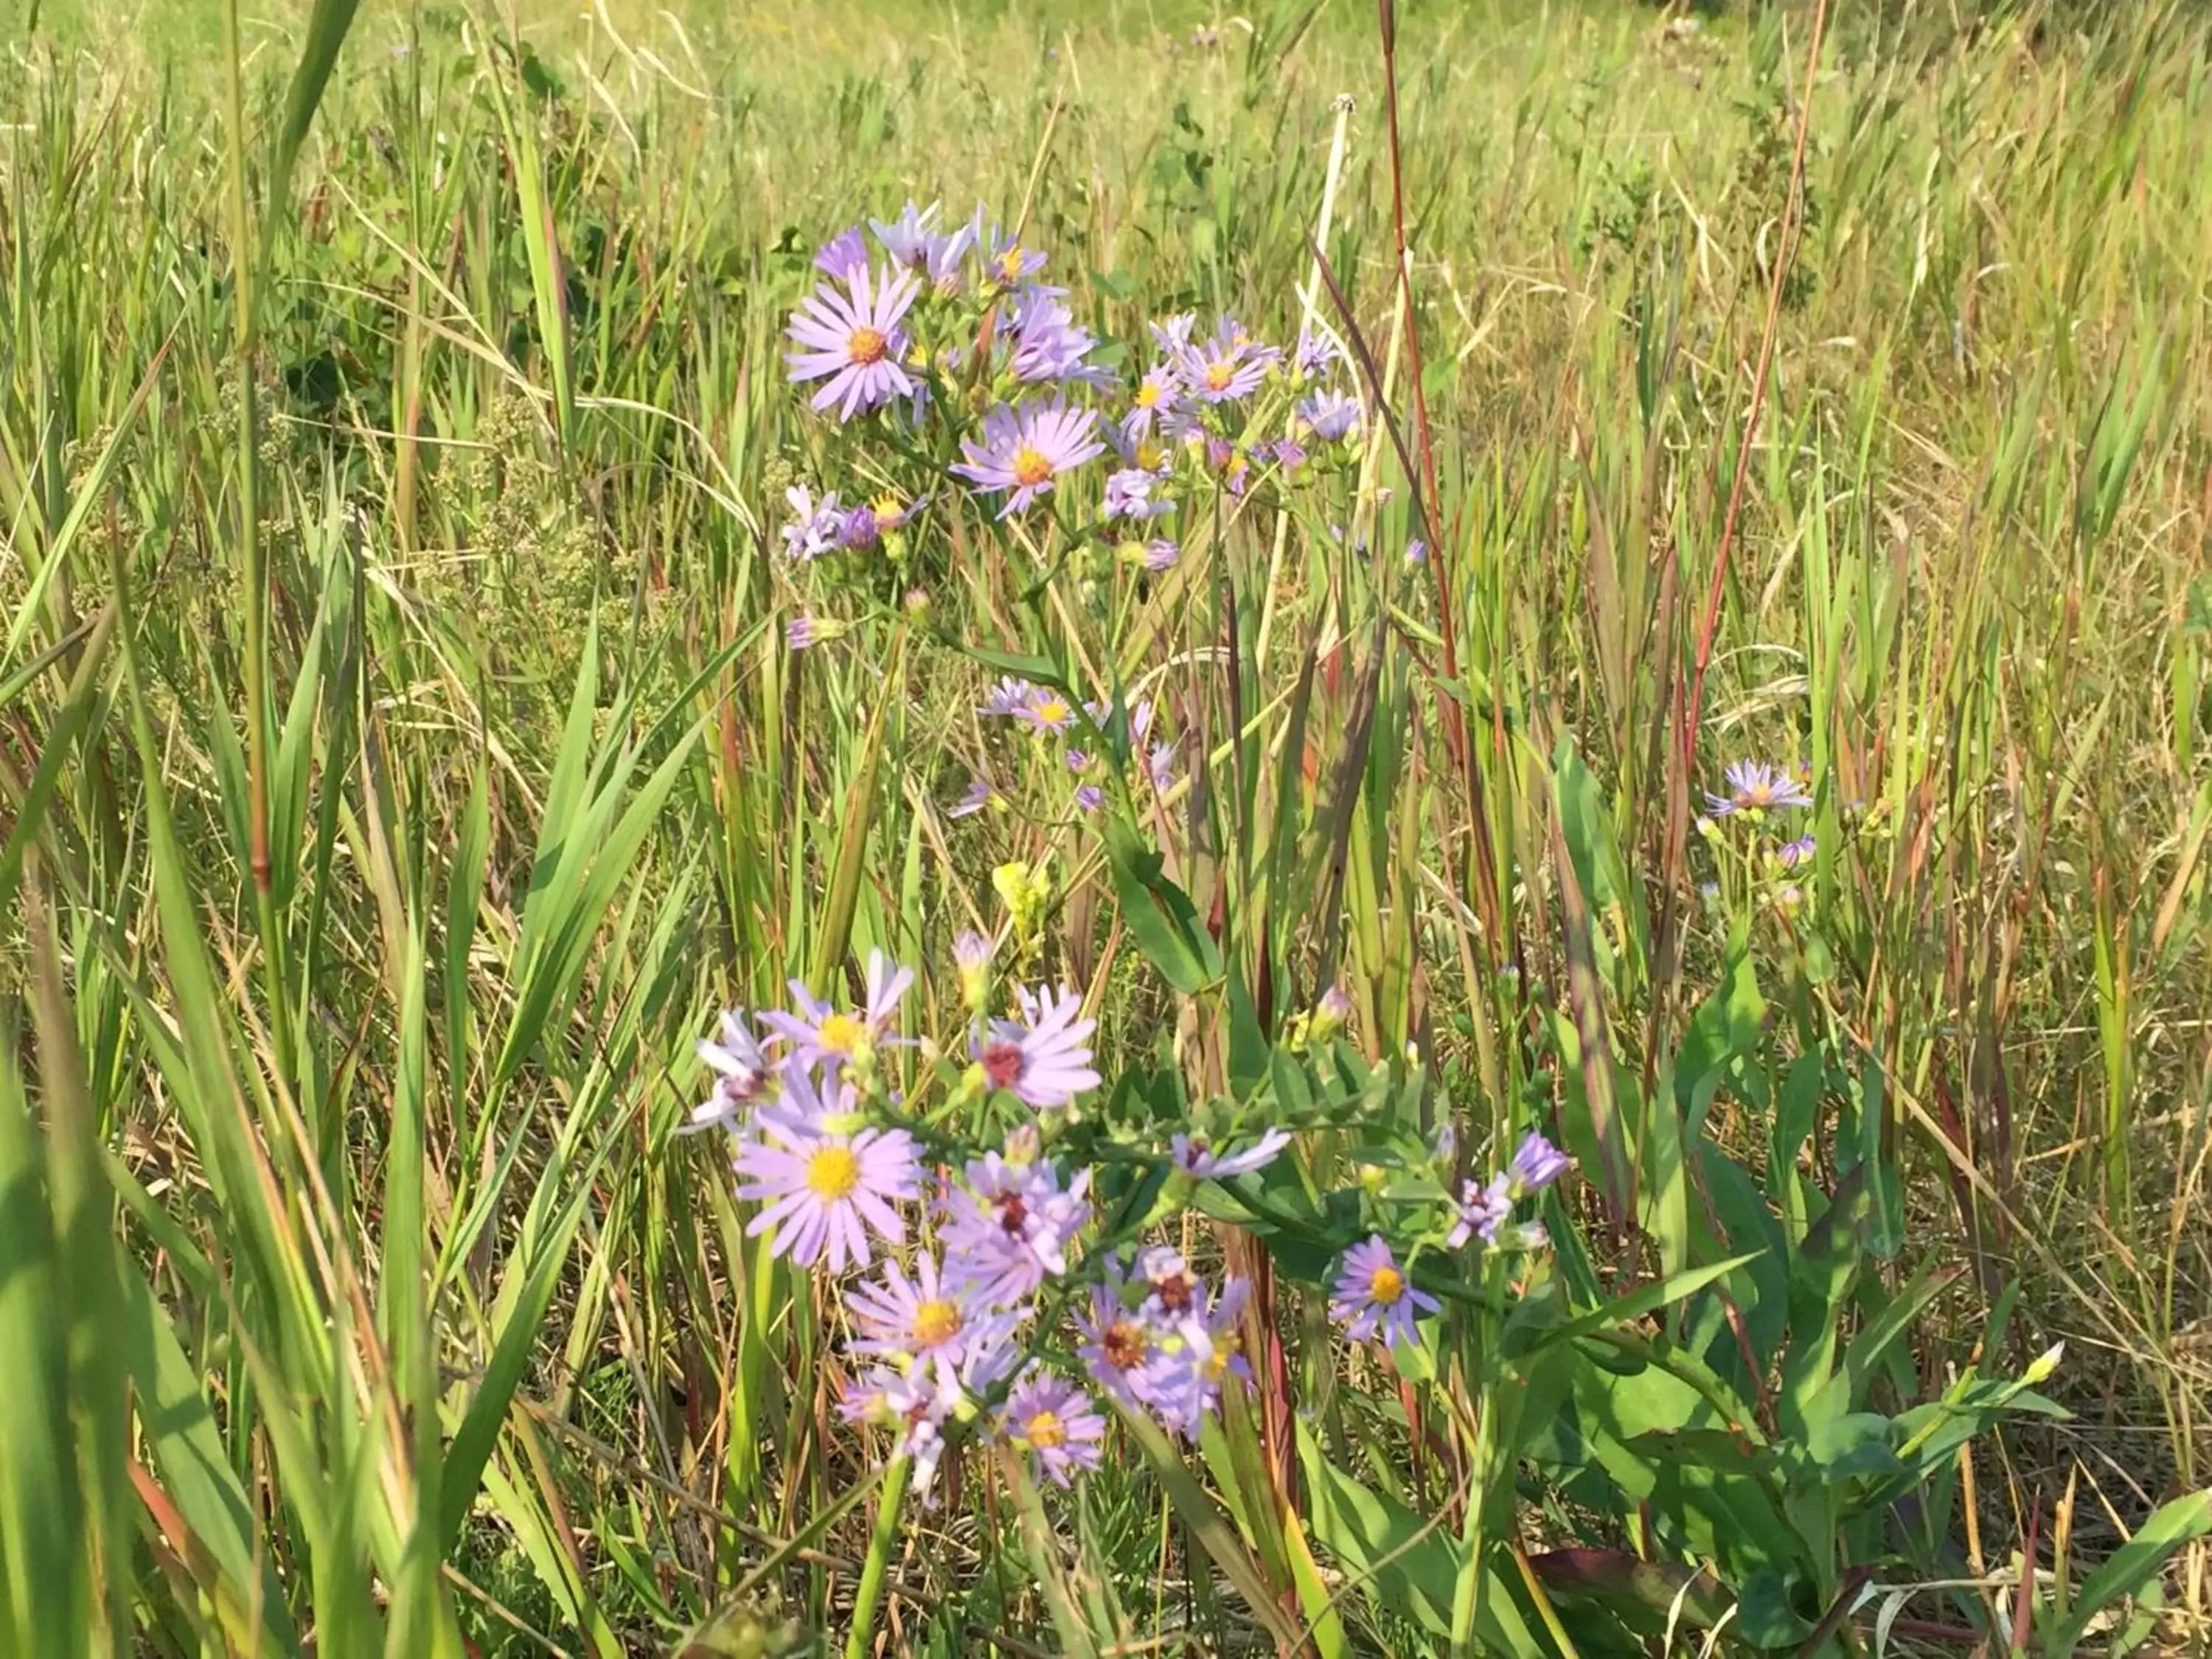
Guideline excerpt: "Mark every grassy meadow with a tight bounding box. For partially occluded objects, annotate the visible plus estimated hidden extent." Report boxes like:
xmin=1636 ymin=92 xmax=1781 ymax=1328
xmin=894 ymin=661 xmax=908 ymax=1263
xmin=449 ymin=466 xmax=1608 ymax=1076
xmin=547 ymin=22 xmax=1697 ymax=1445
xmin=2 ymin=0 xmax=2211 ymax=1652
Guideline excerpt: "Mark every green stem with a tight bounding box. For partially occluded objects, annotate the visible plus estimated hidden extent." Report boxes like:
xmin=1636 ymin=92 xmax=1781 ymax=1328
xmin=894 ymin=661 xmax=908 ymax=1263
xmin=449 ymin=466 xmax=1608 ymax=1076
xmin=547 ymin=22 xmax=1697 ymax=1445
xmin=844 ymin=1454 xmax=912 ymax=1659
xmin=220 ymin=0 xmax=298 ymax=1116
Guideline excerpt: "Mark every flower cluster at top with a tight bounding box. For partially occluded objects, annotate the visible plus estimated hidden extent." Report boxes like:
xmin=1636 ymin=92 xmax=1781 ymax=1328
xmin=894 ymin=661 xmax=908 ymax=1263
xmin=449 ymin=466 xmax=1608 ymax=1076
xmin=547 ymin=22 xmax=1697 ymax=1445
xmin=1700 ymin=758 xmax=1820 ymax=907
xmin=773 ymin=203 xmax=1367 ymax=622
xmin=686 ymin=933 xmax=1576 ymax=1500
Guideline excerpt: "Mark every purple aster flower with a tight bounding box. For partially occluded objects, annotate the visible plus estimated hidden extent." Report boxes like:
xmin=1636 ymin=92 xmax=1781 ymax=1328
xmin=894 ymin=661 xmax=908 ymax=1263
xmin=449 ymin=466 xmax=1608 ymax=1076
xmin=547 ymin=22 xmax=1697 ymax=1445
xmin=1776 ymin=833 xmax=1816 ymax=869
xmin=785 ymin=262 xmax=921 ymax=421
xmin=1192 ymin=1276 xmax=1255 ymax=1411
xmin=761 ymin=949 xmax=914 ymax=1073
xmin=1705 ymin=760 xmax=1813 ymax=816
xmin=846 ymin=1250 xmax=1010 ymax=1374
xmin=788 ymin=614 xmax=844 ymax=652
xmin=880 ymin=1361 xmax=962 ymax=1495
xmin=1446 ymin=1173 xmax=1512 ymax=1251
xmin=1074 ymin=783 xmax=1105 ymax=813
xmin=941 ymin=1155 xmax=1091 ymax=1306
xmin=973 ymin=985 xmax=1099 ymax=1108
xmin=1316 ymin=983 xmax=1355 ymax=1029
xmin=1074 ymin=1273 xmax=1189 ymax=1421
xmin=1123 ymin=365 xmax=1183 ymax=438
xmin=814 ymin=226 xmax=869 ymax=282
xmin=1173 ymin=316 xmax=1281 ymax=404
xmin=1329 ymin=1236 xmax=1439 ymax=1350
xmin=1002 ymin=1371 xmax=1105 ymax=1487
xmin=1006 ymin=287 xmax=1107 ymax=385
xmin=1148 ymin=313 xmax=1197 ymax=354
xmin=1016 ymin=684 xmax=1079 ymax=736
xmin=951 ymin=399 xmax=1106 ymax=518
xmin=973 ymin=211 xmax=1048 ymax=289
xmin=1105 ymin=467 xmax=1174 ymax=521
xmin=1297 ymin=388 xmax=1363 ymax=441
xmin=1507 ymin=1130 xmax=1571 ymax=1197
xmin=684 ymin=1008 xmax=776 ymax=1135
xmin=838 ymin=1362 xmax=907 ymax=1427
xmin=836 ymin=504 xmax=881 ymax=551
xmin=780 ymin=484 xmax=845 ymax=560
xmin=1405 ymin=538 xmax=1428 ymax=566
xmin=1138 ymin=1246 xmax=1203 ymax=1327
xmin=981 ymin=677 xmax=1040 ymax=718
xmin=1172 ymin=1128 xmax=1293 ymax=1180
xmin=1293 ymin=326 xmax=1342 ymax=380
xmin=1110 ymin=416 xmax=1177 ymax=475
xmin=949 ymin=774 xmax=1001 ymax=818
xmin=733 ymin=1112 xmax=920 ymax=1273
xmin=871 ymin=200 xmax=973 ymax=292
xmin=1142 ymin=539 xmax=1180 ymax=574
xmin=1203 ymin=434 xmax=1253 ymax=495
xmin=1146 ymin=741 xmax=1178 ymax=792
xmin=1271 ymin=436 xmax=1310 ymax=475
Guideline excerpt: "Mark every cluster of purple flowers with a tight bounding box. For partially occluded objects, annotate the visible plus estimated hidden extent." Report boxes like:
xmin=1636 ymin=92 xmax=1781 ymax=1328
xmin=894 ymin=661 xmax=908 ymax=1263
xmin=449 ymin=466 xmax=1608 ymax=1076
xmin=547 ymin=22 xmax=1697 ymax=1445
xmin=691 ymin=933 xmax=1582 ymax=1496
xmin=956 ymin=683 xmax=1177 ymax=818
xmin=779 ymin=202 xmax=1371 ymax=552
xmin=1444 ymin=1129 xmax=1572 ymax=1256
xmin=1074 ymin=1249 xmax=1256 ymax=1439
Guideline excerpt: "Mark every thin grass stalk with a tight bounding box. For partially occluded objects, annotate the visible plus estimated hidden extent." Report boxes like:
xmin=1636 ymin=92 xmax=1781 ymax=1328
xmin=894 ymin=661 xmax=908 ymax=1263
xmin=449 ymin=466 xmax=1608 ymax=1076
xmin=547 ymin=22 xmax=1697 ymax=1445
xmin=218 ymin=0 xmax=298 ymax=1105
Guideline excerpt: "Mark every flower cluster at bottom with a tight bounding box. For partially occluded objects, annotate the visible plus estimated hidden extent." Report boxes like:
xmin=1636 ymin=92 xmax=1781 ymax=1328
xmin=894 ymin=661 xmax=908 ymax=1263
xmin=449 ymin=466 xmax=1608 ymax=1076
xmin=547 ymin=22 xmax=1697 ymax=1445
xmin=688 ymin=940 xmax=1573 ymax=1500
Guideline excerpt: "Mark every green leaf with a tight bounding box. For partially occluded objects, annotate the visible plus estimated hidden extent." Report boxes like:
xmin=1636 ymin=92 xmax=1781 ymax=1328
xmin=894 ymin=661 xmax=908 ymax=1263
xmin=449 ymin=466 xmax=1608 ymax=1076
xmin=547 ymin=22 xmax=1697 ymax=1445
xmin=266 ymin=0 xmax=364 ymax=246
xmin=2048 ymin=1489 xmax=2211 ymax=1651
xmin=1296 ymin=1419 xmax=1539 ymax=1651
xmin=1102 ymin=816 xmax=1217 ymax=995
xmin=1514 ymin=1255 xmax=1762 ymax=1363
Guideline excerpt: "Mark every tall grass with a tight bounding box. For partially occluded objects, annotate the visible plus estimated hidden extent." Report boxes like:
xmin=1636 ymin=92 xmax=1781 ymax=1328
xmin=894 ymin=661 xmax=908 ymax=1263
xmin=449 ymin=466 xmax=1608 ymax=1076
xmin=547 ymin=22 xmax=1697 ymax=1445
xmin=1 ymin=0 xmax=2208 ymax=1651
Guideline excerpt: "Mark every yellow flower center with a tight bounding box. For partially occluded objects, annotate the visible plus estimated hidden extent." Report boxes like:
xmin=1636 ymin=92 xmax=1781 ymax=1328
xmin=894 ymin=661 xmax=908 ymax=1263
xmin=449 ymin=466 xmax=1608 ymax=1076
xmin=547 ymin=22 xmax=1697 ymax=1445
xmin=804 ymin=1144 xmax=860 ymax=1202
xmin=1012 ymin=445 xmax=1054 ymax=487
xmin=1032 ymin=695 xmax=1070 ymax=726
xmin=1135 ymin=380 xmax=1161 ymax=408
xmin=1369 ymin=1266 xmax=1405 ymax=1305
xmin=847 ymin=326 xmax=887 ymax=365
xmin=1135 ymin=439 xmax=1166 ymax=471
xmin=1205 ymin=360 xmax=1235 ymax=392
xmin=1024 ymin=1410 xmax=1067 ymax=1449
xmin=815 ymin=1012 xmax=865 ymax=1054
xmin=1206 ymin=1331 xmax=1242 ymax=1381
xmin=911 ymin=1298 xmax=963 ymax=1349
xmin=998 ymin=246 xmax=1027 ymax=282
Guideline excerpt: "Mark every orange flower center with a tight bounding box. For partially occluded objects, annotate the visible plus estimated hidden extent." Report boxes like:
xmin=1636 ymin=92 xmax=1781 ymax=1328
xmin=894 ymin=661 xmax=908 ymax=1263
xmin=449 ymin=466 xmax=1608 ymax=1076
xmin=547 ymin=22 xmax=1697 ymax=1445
xmin=1205 ymin=360 xmax=1235 ymax=392
xmin=1369 ymin=1266 xmax=1405 ymax=1305
xmin=1024 ymin=1409 xmax=1067 ymax=1449
xmin=1102 ymin=1321 xmax=1149 ymax=1370
xmin=911 ymin=1298 xmax=964 ymax=1349
xmin=1012 ymin=445 xmax=1054 ymax=487
xmin=847 ymin=326 xmax=887 ymax=365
